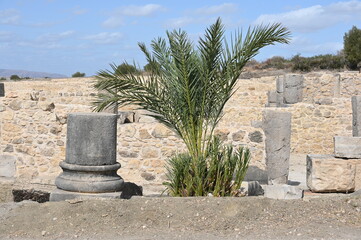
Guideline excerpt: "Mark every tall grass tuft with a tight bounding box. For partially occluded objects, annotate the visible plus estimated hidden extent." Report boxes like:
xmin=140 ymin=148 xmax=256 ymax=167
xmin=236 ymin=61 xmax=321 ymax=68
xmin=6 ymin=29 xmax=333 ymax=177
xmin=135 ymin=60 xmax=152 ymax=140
xmin=163 ymin=137 xmax=250 ymax=197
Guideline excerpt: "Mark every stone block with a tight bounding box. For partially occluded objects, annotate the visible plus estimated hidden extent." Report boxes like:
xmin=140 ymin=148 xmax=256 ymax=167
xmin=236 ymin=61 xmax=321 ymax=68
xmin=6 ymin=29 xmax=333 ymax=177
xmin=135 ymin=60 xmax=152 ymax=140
xmin=263 ymin=110 xmax=291 ymax=184
xmin=248 ymin=130 xmax=263 ymax=143
xmin=0 ymin=181 xmax=13 ymax=203
xmin=0 ymin=155 xmax=16 ymax=179
xmin=151 ymin=123 xmax=175 ymax=138
xmin=283 ymin=74 xmax=303 ymax=104
xmin=0 ymin=83 xmax=4 ymax=97
xmin=118 ymin=111 xmax=135 ymax=123
xmin=276 ymin=92 xmax=285 ymax=107
xmin=352 ymin=96 xmax=361 ymax=137
xmin=250 ymin=120 xmax=262 ymax=129
xmin=334 ymin=136 xmax=361 ymax=159
xmin=232 ymin=130 xmax=246 ymax=141
xmin=351 ymin=159 xmax=361 ymax=191
xmin=263 ymin=184 xmax=303 ymax=200
xmin=244 ymin=166 xmax=268 ymax=184
xmin=267 ymin=90 xmax=277 ymax=102
xmin=306 ymin=154 xmax=356 ymax=193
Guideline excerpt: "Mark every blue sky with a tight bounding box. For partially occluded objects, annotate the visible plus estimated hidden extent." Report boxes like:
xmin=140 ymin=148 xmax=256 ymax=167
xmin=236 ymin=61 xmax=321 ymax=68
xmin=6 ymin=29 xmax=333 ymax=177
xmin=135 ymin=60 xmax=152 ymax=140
xmin=1 ymin=0 xmax=361 ymax=76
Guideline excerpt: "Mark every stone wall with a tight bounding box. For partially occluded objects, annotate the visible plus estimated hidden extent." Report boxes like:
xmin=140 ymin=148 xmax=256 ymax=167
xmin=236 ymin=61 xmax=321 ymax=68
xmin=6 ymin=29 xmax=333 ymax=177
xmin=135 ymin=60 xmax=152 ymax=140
xmin=0 ymin=72 xmax=360 ymax=192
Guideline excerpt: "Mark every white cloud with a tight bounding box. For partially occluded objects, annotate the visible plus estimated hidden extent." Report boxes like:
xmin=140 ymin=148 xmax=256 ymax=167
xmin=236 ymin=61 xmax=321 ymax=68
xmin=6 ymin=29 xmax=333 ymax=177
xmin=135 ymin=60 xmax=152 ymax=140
xmin=102 ymin=4 xmax=165 ymax=28
xmin=0 ymin=32 xmax=16 ymax=42
xmin=0 ymin=9 xmax=21 ymax=25
xmin=14 ymin=31 xmax=75 ymax=49
xmin=167 ymin=17 xmax=196 ymax=28
xmin=290 ymin=36 xmax=343 ymax=54
xmin=194 ymin=3 xmax=237 ymax=15
xmin=17 ymin=41 xmax=62 ymax=49
xmin=84 ymin=32 xmax=123 ymax=44
xmin=37 ymin=31 xmax=75 ymax=42
xmin=254 ymin=0 xmax=361 ymax=33
xmin=102 ymin=16 xmax=124 ymax=28
xmin=72 ymin=7 xmax=87 ymax=15
xmin=166 ymin=3 xmax=237 ymax=28
xmin=120 ymin=4 xmax=165 ymax=16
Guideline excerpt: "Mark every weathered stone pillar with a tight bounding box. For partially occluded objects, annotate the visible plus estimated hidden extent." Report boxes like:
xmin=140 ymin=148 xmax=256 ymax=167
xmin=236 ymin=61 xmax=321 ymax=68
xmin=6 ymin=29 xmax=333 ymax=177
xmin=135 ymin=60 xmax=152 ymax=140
xmin=55 ymin=113 xmax=124 ymax=193
xmin=283 ymin=74 xmax=303 ymax=104
xmin=276 ymin=75 xmax=284 ymax=107
xmin=266 ymin=90 xmax=277 ymax=107
xmin=352 ymin=96 xmax=361 ymax=136
xmin=263 ymin=110 xmax=292 ymax=184
xmin=333 ymin=74 xmax=341 ymax=97
xmin=0 ymin=83 xmax=4 ymax=97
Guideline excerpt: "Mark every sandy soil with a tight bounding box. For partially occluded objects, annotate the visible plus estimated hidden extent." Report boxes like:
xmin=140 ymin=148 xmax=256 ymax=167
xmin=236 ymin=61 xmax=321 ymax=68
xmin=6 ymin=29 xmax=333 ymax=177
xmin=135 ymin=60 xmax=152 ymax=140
xmin=0 ymin=194 xmax=361 ymax=240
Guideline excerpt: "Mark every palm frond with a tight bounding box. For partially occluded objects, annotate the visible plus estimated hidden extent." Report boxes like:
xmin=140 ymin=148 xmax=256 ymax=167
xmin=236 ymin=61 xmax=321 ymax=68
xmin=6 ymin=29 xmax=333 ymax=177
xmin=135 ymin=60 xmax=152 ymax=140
xmin=93 ymin=18 xmax=291 ymax=196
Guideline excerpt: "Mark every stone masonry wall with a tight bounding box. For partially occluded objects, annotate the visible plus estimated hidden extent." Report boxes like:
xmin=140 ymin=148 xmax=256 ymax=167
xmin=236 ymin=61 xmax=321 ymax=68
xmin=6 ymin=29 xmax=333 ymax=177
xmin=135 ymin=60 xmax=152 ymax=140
xmin=0 ymin=71 xmax=360 ymax=192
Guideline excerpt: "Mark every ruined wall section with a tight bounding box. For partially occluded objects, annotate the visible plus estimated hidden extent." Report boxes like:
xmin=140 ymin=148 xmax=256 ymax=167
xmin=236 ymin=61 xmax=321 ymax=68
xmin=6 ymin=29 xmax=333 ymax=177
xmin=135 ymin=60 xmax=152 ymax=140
xmin=0 ymin=72 xmax=359 ymax=189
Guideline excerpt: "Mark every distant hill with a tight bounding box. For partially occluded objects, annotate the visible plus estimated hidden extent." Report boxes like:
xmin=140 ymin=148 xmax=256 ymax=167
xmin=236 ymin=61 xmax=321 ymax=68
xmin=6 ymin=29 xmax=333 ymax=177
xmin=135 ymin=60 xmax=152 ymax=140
xmin=0 ymin=69 xmax=67 ymax=79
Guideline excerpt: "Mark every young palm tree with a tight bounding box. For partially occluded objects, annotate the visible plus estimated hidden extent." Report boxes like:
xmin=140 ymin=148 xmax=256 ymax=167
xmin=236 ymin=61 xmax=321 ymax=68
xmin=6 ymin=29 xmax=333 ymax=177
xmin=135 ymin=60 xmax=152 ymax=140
xmin=93 ymin=18 xmax=291 ymax=196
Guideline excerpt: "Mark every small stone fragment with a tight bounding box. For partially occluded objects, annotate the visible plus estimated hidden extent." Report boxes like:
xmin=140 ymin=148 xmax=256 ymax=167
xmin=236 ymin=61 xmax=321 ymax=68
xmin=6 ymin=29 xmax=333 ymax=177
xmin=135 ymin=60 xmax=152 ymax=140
xmin=248 ymin=131 xmax=263 ymax=143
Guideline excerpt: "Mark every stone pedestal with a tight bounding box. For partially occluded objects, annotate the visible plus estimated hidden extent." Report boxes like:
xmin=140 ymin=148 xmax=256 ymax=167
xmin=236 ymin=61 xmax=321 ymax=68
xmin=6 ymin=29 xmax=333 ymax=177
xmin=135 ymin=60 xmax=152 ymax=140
xmin=54 ymin=113 xmax=124 ymax=194
xmin=263 ymin=110 xmax=292 ymax=184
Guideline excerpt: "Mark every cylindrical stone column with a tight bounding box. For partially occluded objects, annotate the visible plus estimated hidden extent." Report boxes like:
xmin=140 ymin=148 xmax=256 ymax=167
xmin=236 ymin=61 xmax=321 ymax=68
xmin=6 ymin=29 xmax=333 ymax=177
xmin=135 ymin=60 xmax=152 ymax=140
xmin=55 ymin=113 xmax=124 ymax=193
xmin=263 ymin=110 xmax=292 ymax=185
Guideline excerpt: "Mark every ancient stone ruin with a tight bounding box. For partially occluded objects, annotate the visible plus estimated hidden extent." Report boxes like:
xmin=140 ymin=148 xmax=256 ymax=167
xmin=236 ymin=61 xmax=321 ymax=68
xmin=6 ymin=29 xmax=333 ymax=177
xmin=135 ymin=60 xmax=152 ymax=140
xmin=1 ymin=72 xmax=361 ymax=201
xmin=266 ymin=74 xmax=304 ymax=107
xmin=50 ymin=113 xmax=125 ymax=201
xmin=307 ymin=95 xmax=361 ymax=193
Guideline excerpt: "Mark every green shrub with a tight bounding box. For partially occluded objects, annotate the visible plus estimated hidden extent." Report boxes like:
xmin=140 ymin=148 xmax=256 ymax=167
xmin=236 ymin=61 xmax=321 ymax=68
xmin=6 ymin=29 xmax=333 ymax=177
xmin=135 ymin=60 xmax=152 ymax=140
xmin=72 ymin=72 xmax=86 ymax=77
xmin=116 ymin=63 xmax=139 ymax=74
xmin=10 ymin=75 xmax=21 ymax=80
xmin=0 ymin=77 xmax=6 ymax=81
xmin=263 ymin=56 xmax=292 ymax=69
xmin=291 ymin=54 xmax=344 ymax=72
xmin=163 ymin=137 xmax=250 ymax=197
xmin=344 ymin=26 xmax=361 ymax=70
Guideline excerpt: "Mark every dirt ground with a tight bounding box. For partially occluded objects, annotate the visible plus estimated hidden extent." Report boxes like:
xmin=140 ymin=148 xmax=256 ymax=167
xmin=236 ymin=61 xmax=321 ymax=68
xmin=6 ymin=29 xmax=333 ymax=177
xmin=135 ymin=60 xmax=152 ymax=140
xmin=1 ymin=154 xmax=361 ymax=240
xmin=0 ymin=194 xmax=360 ymax=240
